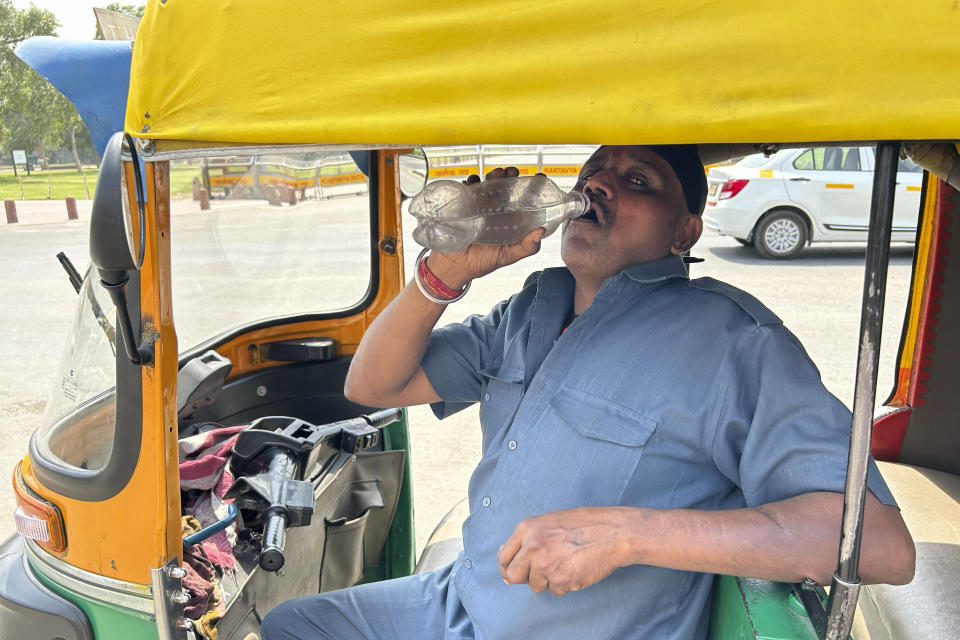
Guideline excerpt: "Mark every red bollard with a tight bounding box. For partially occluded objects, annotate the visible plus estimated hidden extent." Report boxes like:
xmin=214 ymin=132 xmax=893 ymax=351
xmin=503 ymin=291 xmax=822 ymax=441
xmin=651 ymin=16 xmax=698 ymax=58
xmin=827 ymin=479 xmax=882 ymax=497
xmin=4 ymin=200 xmax=17 ymax=224
xmin=199 ymin=188 xmax=210 ymax=211
xmin=65 ymin=197 xmax=79 ymax=220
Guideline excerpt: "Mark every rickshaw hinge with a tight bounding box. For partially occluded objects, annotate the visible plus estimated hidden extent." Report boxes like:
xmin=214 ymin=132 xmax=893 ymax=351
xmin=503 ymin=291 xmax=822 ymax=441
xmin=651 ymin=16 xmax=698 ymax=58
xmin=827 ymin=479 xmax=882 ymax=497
xmin=150 ymin=557 xmax=190 ymax=640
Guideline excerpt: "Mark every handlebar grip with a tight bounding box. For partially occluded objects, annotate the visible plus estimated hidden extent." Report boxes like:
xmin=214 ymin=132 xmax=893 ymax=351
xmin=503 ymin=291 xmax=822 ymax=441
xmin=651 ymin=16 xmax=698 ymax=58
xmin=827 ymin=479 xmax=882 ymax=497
xmin=259 ymin=512 xmax=289 ymax=571
xmin=363 ymin=408 xmax=403 ymax=429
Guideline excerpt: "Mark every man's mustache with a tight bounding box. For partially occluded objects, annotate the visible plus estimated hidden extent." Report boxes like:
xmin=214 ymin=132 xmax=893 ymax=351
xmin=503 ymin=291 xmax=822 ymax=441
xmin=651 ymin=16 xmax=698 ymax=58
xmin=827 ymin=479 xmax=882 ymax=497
xmin=587 ymin=192 xmax=613 ymax=225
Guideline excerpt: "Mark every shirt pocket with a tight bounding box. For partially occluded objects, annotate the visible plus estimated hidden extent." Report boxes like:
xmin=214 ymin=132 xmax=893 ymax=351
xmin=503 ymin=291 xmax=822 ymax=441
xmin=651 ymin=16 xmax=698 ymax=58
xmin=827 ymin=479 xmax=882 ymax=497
xmin=478 ymin=366 xmax=525 ymax=452
xmin=517 ymin=388 xmax=658 ymax=513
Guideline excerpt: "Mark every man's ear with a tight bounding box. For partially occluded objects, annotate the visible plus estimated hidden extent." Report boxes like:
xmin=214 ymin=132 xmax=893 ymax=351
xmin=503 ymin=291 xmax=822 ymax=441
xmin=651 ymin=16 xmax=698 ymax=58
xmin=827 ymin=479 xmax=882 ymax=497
xmin=670 ymin=215 xmax=703 ymax=255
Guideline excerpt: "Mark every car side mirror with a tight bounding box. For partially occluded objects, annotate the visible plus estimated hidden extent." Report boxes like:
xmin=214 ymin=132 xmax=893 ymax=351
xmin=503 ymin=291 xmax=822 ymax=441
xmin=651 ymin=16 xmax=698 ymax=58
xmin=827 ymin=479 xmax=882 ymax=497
xmin=398 ymin=148 xmax=428 ymax=199
xmin=90 ymin=131 xmax=152 ymax=365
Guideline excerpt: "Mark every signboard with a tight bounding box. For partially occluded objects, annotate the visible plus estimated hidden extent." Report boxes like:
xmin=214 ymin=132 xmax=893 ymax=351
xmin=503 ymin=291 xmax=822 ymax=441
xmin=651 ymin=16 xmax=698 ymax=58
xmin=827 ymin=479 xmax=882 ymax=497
xmin=12 ymin=150 xmax=26 ymax=165
xmin=93 ymin=8 xmax=141 ymax=41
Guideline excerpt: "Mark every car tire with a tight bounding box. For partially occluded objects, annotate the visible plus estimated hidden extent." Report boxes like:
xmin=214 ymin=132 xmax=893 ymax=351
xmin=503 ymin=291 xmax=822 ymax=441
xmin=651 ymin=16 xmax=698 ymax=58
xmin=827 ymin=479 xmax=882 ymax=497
xmin=754 ymin=210 xmax=808 ymax=259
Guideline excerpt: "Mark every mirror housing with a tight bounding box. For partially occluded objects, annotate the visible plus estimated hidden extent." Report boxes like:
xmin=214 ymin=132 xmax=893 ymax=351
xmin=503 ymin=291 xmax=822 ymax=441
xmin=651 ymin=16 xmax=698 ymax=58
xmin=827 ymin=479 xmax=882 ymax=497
xmin=398 ymin=148 xmax=428 ymax=199
xmin=89 ymin=132 xmax=152 ymax=365
xmin=90 ymin=131 xmax=137 ymax=277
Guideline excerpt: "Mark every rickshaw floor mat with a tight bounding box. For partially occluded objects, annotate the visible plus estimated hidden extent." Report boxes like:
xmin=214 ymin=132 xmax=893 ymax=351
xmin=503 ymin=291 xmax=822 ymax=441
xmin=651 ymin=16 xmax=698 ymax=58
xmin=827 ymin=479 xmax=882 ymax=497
xmin=857 ymin=462 xmax=960 ymax=639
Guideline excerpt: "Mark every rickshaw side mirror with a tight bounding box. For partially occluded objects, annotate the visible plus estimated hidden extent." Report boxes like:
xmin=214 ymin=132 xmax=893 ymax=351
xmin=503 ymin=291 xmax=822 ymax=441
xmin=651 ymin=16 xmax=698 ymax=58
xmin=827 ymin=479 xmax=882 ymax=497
xmin=90 ymin=132 xmax=138 ymax=275
xmin=398 ymin=148 xmax=429 ymax=199
xmin=90 ymin=131 xmax=153 ymax=365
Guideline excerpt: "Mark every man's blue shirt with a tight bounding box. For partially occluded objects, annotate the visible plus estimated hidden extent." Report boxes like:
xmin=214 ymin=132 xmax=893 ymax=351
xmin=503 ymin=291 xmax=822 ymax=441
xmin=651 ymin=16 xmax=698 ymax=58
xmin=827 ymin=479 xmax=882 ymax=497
xmin=421 ymin=254 xmax=895 ymax=640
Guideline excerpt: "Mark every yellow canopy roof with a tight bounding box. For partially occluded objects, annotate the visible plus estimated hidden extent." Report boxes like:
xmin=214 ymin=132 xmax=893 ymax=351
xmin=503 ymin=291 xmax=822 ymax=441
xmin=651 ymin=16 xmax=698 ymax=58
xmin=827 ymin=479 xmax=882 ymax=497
xmin=126 ymin=0 xmax=960 ymax=147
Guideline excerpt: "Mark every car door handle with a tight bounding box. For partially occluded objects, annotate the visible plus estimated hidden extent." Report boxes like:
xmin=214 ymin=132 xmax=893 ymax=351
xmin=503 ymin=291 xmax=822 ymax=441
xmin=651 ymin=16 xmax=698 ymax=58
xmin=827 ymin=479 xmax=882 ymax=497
xmin=790 ymin=177 xmax=811 ymax=182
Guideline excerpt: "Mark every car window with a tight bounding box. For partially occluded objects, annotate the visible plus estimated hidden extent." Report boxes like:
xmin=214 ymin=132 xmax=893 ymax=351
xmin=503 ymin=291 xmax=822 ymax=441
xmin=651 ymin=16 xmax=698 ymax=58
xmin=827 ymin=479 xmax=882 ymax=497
xmin=793 ymin=149 xmax=815 ymax=170
xmin=792 ymin=147 xmax=860 ymax=171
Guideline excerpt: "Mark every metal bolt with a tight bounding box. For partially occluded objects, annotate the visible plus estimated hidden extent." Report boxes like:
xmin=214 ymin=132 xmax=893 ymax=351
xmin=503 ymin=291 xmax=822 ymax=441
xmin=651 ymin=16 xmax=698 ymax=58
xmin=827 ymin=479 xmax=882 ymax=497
xmin=138 ymin=138 xmax=156 ymax=156
xmin=167 ymin=566 xmax=187 ymax=579
xmin=380 ymin=237 xmax=397 ymax=255
xmin=257 ymin=385 xmax=267 ymax=397
xmin=171 ymin=591 xmax=190 ymax=604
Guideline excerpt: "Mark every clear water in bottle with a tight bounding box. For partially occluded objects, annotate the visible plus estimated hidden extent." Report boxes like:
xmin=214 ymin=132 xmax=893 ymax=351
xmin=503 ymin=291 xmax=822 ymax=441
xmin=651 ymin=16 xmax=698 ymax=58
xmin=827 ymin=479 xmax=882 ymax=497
xmin=409 ymin=175 xmax=588 ymax=252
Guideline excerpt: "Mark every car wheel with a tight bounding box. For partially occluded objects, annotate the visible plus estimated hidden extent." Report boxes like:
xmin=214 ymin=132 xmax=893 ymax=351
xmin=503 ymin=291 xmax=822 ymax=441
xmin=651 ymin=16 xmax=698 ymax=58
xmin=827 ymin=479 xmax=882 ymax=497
xmin=754 ymin=210 xmax=807 ymax=259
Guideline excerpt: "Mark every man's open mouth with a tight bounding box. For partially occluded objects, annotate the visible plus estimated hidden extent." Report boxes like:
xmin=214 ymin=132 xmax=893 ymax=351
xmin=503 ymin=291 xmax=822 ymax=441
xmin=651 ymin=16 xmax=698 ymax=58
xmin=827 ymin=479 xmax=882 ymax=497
xmin=577 ymin=202 xmax=602 ymax=224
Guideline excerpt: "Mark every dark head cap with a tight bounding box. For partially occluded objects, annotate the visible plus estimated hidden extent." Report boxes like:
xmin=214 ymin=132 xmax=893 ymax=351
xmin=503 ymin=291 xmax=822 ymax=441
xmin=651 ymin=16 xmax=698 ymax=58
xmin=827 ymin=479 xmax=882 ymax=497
xmin=644 ymin=144 xmax=707 ymax=215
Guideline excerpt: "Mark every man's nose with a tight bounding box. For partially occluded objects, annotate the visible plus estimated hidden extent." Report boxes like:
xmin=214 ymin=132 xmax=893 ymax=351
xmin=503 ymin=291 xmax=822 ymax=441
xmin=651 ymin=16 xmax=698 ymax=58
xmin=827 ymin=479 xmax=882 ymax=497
xmin=584 ymin=169 xmax=613 ymax=199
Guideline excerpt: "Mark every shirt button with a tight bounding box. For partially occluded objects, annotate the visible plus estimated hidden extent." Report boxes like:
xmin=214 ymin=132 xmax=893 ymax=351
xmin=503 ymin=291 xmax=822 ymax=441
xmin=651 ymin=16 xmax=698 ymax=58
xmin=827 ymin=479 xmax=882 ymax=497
xmin=484 ymin=393 xmax=491 ymax=401
xmin=465 ymin=558 xmax=473 ymax=569
xmin=482 ymin=496 xmax=492 ymax=508
xmin=507 ymin=440 xmax=518 ymax=450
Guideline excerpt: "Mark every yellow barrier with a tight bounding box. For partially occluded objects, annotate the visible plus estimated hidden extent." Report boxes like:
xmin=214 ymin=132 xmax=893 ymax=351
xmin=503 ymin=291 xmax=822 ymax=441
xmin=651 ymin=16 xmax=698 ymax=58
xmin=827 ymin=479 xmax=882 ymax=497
xmin=427 ymin=164 xmax=582 ymax=179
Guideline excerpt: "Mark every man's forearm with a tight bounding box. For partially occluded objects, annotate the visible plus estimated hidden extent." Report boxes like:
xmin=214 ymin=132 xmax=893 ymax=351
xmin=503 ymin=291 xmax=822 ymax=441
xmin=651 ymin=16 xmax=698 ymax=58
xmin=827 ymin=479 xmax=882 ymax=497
xmin=614 ymin=492 xmax=913 ymax=585
xmin=499 ymin=492 xmax=914 ymax=596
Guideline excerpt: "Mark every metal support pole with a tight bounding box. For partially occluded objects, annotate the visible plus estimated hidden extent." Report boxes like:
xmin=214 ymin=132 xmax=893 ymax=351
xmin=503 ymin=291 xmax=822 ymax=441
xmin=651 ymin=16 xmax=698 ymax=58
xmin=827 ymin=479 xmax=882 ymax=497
xmin=823 ymin=141 xmax=900 ymax=640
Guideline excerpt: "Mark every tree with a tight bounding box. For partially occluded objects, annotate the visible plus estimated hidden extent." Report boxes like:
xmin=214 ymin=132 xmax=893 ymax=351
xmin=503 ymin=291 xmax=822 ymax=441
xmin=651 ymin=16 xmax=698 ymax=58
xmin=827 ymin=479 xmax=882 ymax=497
xmin=94 ymin=3 xmax=144 ymax=40
xmin=1 ymin=0 xmax=59 ymax=149
xmin=0 ymin=0 xmax=96 ymax=171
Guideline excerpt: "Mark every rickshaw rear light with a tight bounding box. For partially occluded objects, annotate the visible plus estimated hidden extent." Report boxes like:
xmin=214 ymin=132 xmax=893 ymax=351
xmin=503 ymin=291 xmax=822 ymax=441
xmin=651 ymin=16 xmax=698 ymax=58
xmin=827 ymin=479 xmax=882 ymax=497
xmin=719 ymin=179 xmax=749 ymax=199
xmin=12 ymin=462 xmax=66 ymax=553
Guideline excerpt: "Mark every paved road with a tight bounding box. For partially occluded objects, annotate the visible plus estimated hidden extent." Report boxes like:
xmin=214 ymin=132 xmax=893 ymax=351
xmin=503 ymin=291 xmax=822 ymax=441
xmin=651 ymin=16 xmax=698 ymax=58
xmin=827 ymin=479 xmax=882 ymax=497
xmin=0 ymin=201 xmax=915 ymax=556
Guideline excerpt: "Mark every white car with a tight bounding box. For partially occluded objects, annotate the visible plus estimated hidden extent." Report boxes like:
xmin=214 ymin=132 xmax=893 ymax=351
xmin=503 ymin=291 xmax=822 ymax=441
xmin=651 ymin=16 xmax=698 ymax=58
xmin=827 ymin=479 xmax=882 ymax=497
xmin=703 ymin=147 xmax=923 ymax=258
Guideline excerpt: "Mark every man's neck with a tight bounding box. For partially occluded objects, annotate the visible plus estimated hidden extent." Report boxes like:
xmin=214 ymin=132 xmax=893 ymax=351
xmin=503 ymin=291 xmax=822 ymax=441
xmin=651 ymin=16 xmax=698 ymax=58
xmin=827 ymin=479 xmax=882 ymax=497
xmin=572 ymin=278 xmax=601 ymax=315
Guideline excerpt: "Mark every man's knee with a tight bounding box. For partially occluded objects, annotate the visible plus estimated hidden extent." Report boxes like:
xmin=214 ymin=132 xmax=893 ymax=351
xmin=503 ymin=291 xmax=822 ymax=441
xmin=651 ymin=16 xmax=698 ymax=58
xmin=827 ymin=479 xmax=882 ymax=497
xmin=260 ymin=596 xmax=340 ymax=640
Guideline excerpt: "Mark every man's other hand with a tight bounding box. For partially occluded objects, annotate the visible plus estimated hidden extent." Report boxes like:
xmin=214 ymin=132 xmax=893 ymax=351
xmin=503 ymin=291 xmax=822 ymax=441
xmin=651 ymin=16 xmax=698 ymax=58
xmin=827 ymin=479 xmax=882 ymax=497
xmin=497 ymin=507 xmax=625 ymax=596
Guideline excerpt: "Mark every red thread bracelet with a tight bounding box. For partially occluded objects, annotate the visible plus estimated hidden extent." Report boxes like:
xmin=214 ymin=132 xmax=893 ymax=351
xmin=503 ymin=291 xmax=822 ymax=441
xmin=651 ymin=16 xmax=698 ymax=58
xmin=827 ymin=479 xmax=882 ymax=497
xmin=414 ymin=248 xmax=470 ymax=304
xmin=419 ymin=255 xmax=463 ymax=298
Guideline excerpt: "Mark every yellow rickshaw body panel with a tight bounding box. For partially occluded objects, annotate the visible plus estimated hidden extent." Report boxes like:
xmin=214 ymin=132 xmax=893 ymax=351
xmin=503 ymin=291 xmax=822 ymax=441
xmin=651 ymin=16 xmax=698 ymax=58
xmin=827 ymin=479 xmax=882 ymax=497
xmin=127 ymin=0 xmax=960 ymax=146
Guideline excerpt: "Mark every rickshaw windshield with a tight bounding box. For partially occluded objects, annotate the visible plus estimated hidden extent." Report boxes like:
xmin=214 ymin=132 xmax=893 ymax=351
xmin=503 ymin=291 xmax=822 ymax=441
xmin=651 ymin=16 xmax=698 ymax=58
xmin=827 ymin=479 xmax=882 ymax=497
xmin=35 ymin=271 xmax=118 ymax=471
xmin=169 ymin=151 xmax=374 ymax=351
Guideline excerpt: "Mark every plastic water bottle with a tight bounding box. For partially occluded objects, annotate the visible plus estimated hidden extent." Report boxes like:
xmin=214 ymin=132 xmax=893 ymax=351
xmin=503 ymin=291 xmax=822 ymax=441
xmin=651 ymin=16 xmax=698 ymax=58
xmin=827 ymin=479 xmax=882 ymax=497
xmin=409 ymin=175 xmax=588 ymax=252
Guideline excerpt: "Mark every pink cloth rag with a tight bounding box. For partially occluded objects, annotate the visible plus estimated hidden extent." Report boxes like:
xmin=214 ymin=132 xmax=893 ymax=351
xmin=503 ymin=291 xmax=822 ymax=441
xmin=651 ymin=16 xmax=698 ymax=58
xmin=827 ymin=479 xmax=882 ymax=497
xmin=179 ymin=424 xmax=248 ymax=569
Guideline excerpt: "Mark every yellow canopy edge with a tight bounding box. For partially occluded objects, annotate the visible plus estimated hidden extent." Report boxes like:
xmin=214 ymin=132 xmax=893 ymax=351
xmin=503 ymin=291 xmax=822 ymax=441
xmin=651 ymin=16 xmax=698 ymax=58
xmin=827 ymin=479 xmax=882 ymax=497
xmin=126 ymin=0 xmax=960 ymax=146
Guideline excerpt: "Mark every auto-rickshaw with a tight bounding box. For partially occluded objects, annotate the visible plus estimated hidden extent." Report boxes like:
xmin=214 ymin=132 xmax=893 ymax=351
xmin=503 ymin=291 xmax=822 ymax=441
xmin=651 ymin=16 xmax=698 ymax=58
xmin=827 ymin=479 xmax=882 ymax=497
xmin=3 ymin=1 xmax=960 ymax=639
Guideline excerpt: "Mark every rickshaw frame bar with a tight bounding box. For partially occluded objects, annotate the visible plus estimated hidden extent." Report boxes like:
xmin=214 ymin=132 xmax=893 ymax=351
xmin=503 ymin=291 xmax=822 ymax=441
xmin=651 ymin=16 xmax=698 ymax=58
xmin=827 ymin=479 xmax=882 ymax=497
xmin=823 ymin=141 xmax=900 ymax=640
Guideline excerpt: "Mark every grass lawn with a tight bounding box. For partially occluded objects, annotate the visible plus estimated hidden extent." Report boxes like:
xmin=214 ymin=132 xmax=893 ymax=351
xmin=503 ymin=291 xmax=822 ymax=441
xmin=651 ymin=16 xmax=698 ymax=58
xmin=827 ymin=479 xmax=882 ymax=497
xmin=0 ymin=164 xmax=202 ymax=200
xmin=169 ymin=164 xmax=202 ymax=197
xmin=0 ymin=167 xmax=99 ymax=200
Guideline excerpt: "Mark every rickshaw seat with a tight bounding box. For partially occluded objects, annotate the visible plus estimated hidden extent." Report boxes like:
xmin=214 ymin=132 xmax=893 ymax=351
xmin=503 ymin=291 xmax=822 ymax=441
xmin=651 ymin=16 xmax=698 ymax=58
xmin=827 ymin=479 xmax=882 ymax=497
xmin=855 ymin=461 xmax=960 ymax=639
